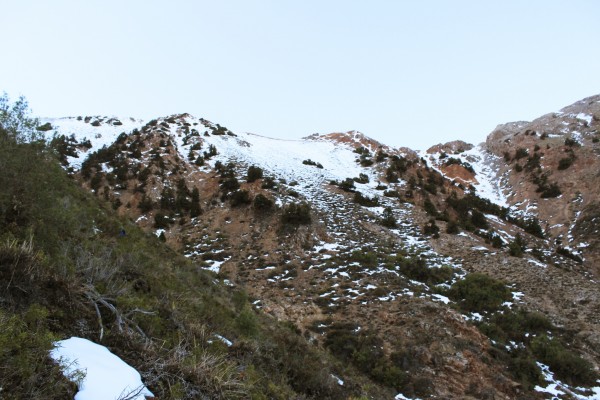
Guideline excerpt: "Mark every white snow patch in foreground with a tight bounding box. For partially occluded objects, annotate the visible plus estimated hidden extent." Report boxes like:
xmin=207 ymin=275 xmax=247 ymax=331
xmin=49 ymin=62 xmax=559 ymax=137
xmin=50 ymin=337 xmax=154 ymax=400
xmin=395 ymin=393 xmax=422 ymax=400
xmin=431 ymin=293 xmax=451 ymax=304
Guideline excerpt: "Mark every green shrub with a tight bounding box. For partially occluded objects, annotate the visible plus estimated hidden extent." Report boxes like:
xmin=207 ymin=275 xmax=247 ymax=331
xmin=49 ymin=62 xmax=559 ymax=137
xmin=398 ymin=256 xmax=453 ymax=285
xmin=380 ymin=207 xmax=397 ymax=228
xmin=447 ymin=273 xmax=511 ymax=312
xmin=353 ymin=173 xmax=369 ymax=184
xmin=531 ymin=335 xmax=597 ymax=387
xmin=514 ymin=148 xmax=529 ymax=160
xmin=230 ymin=190 xmax=252 ymax=207
xmin=557 ymin=156 xmax=574 ymax=170
xmin=281 ymin=202 xmax=311 ymax=225
xmin=338 ymin=178 xmax=355 ymax=192
xmin=422 ymin=219 xmax=440 ymax=238
xmin=446 ymin=220 xmax=460 ymax=234
xmin=247 ymin=165 xmax=263 ymax=183
xmin=353 ymin=192 xmax=379 ymax=207
xmin=253 ymin=194 xmax=274 ymax=212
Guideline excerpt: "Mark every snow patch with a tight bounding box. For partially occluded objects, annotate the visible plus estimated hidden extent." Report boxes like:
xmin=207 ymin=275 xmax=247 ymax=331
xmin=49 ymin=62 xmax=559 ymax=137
xmin=50 ymin=337 xmax=154 ymax=400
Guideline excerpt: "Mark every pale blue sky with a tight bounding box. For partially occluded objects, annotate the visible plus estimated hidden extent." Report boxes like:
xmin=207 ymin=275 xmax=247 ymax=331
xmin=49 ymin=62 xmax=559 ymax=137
xmin=1 ymin=0 xmax=599 ymax=149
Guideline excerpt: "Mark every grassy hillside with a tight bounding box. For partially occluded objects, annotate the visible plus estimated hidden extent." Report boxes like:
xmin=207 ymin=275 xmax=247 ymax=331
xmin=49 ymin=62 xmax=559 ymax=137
xmin=0 ymin=100 xmax=389 ymax=399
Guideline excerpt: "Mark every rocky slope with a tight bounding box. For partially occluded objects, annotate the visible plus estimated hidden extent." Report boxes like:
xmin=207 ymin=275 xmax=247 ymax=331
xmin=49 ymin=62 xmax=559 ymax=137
xmin=39 ymin=95 xmax=600 ymax=399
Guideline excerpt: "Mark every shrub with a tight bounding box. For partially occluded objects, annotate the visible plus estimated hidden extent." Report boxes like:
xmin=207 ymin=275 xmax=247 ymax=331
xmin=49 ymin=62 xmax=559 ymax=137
xmin=447 ymin=273 xmax=511 ymax=312
xmin=423 ymin=198 xmax=437 ymax=216
xmin=253 ymin=194 xmax=274 ymax=212
xmin=399 ymin=256 xmax=453 ymax=285
xmin=557 ymin=156 xmax=574 ymax=170
xmin=470 ymin=209 xmax=488 ymax=229
xmin=446 ymin=220 xmax=460 ymax=234
xmin=154 ymin=212 xmax=171 ymax=229
xmin=353 ymin=173 xmax=369 ymax=184
xmin=338 ymin=178 xmax=355 ymax=192
xmin=261 ymin=176 xmax=276 ymax=189
xmin=353 ymin=192 xmax=378 ymax=207
xmin=281 ymin=202 xmax=311 ymax=225
xmin=508 ymin=234 xmax=526 ymax=257
xmin=514 ymin=148 xmax=529 ymax=160
xmin=531 ymin=335 xmax=597 ymax=387
xmin=380 ymin=207 xmax=397 ymax=228
xmin=539 ymin=182 xmax=561 ymax=198
xmin=564 ymin=137 xmax=578 ymax=147
xmin=220 ymin=176 xmax=240 ymax=192
xmin=230 ymin=190 xmax=252 ymax=207
xmin=423 ymin=219 xmax=440 ymax=238
xmin=247 ymin=165 xmax=263 ymax=183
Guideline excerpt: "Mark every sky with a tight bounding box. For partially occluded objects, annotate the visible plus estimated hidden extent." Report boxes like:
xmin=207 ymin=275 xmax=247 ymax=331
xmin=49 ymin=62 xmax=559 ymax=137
xmin=1 ymin=0 xmax=599 ymax=150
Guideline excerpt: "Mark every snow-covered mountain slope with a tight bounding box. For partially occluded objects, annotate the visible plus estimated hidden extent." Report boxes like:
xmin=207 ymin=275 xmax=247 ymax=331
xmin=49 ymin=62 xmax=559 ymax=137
xmin=41 ymin=98 xmax=600 ymax=399
xmin=41 ymin=115 xmax=145 ymax=168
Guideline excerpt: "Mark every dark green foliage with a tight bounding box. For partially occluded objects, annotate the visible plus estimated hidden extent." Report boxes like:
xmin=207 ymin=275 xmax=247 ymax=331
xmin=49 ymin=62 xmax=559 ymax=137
xmin=514 ymin=148 xmax=529 ymax=160
xmin=539 ymin=182 xmax=561 ymax=198
xmin=353 ymin=173 xmax=369 ymax=184
xmin=253 ymin=194 xmax=274 ymax=212
xmin=49 ymin=134 xmax=78 ymax=165
xmin=375 ymin=150 xmax=388 ymax=162
xmin=447 ymin=273 xmax=511 ymax=312
xmin=446 ymin=220 xmax=460 ymax=234
xmin=324 ymin=323 xmax=409 ymax=391
xmin=564 ymin=137 xmax=578 ymax=147
xmin=154 ymin=212 xmax=172 ymax=229
xmin=444 ymin=157 xmax=474 ymax=173
xmin=281 ymin=202 xmax=311 ymax=225
xmin=203 ymin=144 xmax=217 ymax=160
xmin=515 ymin=163 xmax=523 ymax=172
xmin=398 ymin=256 xmax=453 ymax=285
xmin=190 ymin=187 xmax=202 ymax=217
xmin=160 ymin=187 xmax=176 ymax=210
xmin=445 ymin=193 xmax=508 ymax=231
xmin=557 ymin=156 xmax=575 ymax=170
xmin=36 ymin=122 xmax=53 ymax=131
xmin=138 ymin=194 xmax=154 ymax=213
xmin=524 ymin=153 xmax=541 ymax=172
xmin=490 ymin=233 xmax=503 ymax=248
xmin=247 ymin=165 xmax=263 ymax=183
xmin=423 ymin=219 xmax=440 ymax=238
xmin=353 ymin=192 xmax=379 ymax=207
xmin=470 ymin=209 xmax=488 ymax=229
xmin=230 ymin=190 xmax=252 ymax=207
xmin=508 ymin=234 xmax=526 ymax=257
xmin=349 ymin=249 xmax=378 ymax=268
xmin=338 ymin=178 xmax=355 ymax=192
xmin=531 ymin=335 xmax=597 ymax=386
xmin=302 ymin=159 xmax=323 ymax=168
xmin=522 ymin=218 xmax=543 ymax=237
xmin=261 ymin=176 xmax=276 ymax=189
xmin=423 ymin=198 xmax=437 ymax=216
xmin=380 ymin=207 xmax=397 ymax=228
xmin=555 ymin=247 xmax=583 ymax=263
xmin=220 ymin=176 xmax=240 ymax=192
xmin=385 ymin=167 xmax=399 ymax=183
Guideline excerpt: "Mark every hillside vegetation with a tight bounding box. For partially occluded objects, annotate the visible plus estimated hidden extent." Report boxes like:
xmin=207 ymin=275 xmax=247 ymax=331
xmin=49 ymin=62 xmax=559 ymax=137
xmin=0 ymin=95 xmax=391 ymax=399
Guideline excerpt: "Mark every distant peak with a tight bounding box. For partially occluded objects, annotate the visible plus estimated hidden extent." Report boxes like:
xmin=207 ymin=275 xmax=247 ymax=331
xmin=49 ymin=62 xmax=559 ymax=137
xmin=305 ymin=130 xmax=387 ymax=151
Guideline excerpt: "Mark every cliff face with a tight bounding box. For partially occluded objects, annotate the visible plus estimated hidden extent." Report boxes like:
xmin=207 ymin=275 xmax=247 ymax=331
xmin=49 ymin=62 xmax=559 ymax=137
xmin=483 ymin=95 xmax=600 ymax=275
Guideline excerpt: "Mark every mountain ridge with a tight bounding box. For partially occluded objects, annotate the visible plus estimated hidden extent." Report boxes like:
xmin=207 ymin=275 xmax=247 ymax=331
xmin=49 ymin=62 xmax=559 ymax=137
xmin=33 ymin=94 xmax=600 ymax=399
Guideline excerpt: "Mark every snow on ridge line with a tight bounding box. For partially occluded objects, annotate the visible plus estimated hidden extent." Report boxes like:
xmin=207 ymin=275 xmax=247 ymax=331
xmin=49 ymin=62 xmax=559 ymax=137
xmin=50 ymin=337 xmax=154 ymax=400
xmin=419 ymin=145 xmax=509 ymax=208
